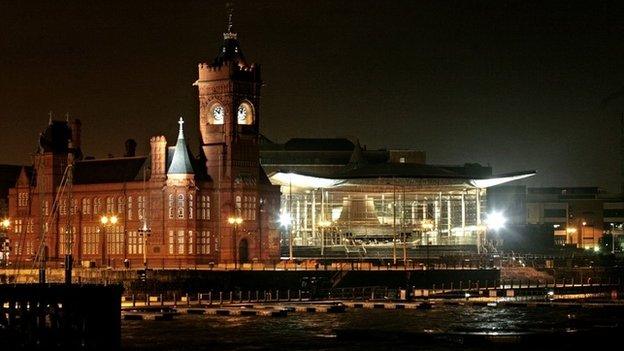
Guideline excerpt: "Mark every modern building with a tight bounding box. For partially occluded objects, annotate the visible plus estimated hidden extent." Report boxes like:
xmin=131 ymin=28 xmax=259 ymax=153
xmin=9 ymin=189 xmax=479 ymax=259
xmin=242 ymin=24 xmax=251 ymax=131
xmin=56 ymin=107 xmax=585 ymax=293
xmin=260 ymin=137 xmax=534 ymax=258
xmin=488 ymin=185 xmax=624 ymax=251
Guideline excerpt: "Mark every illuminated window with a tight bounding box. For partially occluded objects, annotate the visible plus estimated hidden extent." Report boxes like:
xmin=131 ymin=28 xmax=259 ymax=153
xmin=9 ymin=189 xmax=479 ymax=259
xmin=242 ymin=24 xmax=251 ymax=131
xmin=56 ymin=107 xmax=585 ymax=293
xmin=18 ymin=192 xmax=29 ymax=207
xmin=60 ymin=199 xmax=67 ymax=216
xmin=235 ymin=196 xmax=242 ymax=216
xmin=138 ymin=196 xmax=145 ymax=220
xmin=198 ymin=230 xmax=210 ymax=254
xmin=117 ymin=196 xmax=125 ymax=214
xmin=168 ymin=231 xmax=174 ymax=254
xmin=188 ymin=194 xmax=194 ymax=219
xmin=177 ymin=194 xmax=185 ymax=219
xmin=106 ymin=197 xmax=114 ymax=213
xmin=198 ymin=195 xmax=210 ymax=220
xmin=188 ymin=230 xmax=194 ymax=254
xmin=168 ymin=194 xmax=174 ymax=219
xmin=127 ymin=196 xmax=133 ymax=220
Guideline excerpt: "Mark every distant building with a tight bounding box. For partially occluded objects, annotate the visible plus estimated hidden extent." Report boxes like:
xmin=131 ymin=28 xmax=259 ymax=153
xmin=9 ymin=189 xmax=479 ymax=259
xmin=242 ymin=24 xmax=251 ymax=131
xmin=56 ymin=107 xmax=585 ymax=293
xmin=488 ymin=185 xmax=624 ymax=251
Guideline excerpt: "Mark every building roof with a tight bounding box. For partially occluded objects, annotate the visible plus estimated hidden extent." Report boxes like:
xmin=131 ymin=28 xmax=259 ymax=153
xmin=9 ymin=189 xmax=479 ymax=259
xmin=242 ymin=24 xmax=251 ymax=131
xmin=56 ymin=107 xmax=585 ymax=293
xmin=73 ymin=156 xmax=147 ymax=184
xmin=284 ymin=138 xmax=355 ymax=151
xmin=0 ymin=165 xmax=25 ymax=200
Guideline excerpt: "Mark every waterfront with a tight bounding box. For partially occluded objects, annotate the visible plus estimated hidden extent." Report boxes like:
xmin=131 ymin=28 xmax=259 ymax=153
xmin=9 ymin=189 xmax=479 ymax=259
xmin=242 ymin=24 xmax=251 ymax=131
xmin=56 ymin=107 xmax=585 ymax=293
xmin=122 ymin=304 xmax=624 ymax=350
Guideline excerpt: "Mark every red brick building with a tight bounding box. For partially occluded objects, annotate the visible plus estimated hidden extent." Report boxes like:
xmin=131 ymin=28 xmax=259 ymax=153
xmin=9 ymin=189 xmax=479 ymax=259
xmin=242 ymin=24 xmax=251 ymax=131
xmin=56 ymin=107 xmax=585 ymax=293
xmin=7 ymin=25 xmax=281 ymax=268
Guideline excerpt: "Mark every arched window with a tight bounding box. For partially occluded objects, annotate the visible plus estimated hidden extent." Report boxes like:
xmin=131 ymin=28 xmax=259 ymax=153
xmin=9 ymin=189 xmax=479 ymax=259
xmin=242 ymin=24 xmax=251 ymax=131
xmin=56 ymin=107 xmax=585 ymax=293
xmin=177 ymin=194 xmax=185 ymax=219
xmin=235 ymin=196 xmax=242 ymax=216
xmin=188 ymin=194 xmax=194 ymax=219
xmin=127 ymin=196 xmax=133 ymax=220
xmin=168 ymin=194 xmax=174 ymax=219
xmin=117 ymin=196 xmax=125 ymax=214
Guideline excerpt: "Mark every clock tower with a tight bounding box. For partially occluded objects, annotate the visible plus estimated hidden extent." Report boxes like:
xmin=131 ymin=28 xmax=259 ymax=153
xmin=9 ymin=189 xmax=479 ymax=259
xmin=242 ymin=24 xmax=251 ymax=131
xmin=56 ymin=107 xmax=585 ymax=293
xmin=194 ymin=16 xmax=281 ymax=263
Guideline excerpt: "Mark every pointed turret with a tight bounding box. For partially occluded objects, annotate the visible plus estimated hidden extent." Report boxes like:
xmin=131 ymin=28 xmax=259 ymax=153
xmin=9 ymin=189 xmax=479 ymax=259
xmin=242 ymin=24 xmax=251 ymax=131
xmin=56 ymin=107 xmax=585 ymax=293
xmin=347 ymin=139 xmax=368 ymax=170
xmin=212 ymin=5 xmax=247 ymax=67
xmin=167 ymin=117 xmax=194 ymax=175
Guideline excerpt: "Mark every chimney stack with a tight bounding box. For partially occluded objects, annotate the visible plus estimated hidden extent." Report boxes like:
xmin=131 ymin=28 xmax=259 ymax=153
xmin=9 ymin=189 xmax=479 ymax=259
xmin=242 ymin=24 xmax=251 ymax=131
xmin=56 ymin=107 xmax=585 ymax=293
xmin=124 ymin=139 xmax=137 ymax=157
xmin=150 ymin=136 xmax=167 ymax=181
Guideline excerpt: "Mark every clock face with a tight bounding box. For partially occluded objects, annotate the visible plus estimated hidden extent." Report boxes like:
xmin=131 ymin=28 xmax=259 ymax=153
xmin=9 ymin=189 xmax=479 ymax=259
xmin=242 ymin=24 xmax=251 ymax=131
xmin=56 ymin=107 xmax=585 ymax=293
xmin=212 ymin=104 xmax=224 ymax=124
xmin=237 ymin=102 xmax=253 ymax=124
xmin=237 ymin=105 xmax=247 ymax=123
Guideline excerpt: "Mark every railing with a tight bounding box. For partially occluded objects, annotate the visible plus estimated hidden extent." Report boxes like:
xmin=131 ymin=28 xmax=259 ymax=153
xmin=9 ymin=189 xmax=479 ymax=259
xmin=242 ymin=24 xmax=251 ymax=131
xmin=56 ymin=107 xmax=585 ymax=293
xmin=0 ymin=284 xmax=122 ymax=350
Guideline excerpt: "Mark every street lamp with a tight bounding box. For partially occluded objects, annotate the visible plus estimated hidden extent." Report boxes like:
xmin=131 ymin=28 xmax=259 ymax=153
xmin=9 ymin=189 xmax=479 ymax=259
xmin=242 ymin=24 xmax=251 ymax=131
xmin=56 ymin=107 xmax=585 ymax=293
xmin=421 ymin=220 xmax=434 ymax=270
xmin=484 ymin=211 xmax=507 ymax=254
xmin=99 ymin=214 xmax=118 ymax=267
xmin=228 ymin=216 xmax=243 ymax=269
xmin=279 ymin=212 xmax=293 ymax=260
xmin=566 ymin=227 xmax=577 ymax=246
xmin=138 ymin=221 xmax=151 ymax=271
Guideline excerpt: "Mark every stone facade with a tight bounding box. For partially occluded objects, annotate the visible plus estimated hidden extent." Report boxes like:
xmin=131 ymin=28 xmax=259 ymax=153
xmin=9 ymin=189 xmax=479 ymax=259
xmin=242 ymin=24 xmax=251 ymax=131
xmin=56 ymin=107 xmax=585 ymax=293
xmin=7 ymin=26 xmax=281 ymax=269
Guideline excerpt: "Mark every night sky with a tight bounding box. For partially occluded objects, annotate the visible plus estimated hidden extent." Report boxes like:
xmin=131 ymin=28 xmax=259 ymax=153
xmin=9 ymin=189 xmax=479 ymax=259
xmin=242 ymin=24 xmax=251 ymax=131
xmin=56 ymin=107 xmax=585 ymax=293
xmin=2 ymin=0 xmax=624 ymax=191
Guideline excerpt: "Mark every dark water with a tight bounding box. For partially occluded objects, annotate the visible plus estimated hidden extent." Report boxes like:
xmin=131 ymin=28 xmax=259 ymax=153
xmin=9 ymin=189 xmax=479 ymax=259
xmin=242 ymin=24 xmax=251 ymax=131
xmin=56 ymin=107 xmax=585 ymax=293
xmin=122 ymin=305 xmax=624 ymax=350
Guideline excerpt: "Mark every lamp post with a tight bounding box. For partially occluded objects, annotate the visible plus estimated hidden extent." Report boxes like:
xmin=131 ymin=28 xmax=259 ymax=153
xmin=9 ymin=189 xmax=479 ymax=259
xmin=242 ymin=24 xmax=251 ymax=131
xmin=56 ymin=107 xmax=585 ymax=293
xmin=99 ymin=214 xmax=118 ymax=268
xmin=138 ymin=221 xmax=151 ymax=271
xmin=228 ymin=216 xmax=243 ymax=269
xmin=279 ymin=212 xmax=293 ymax=260
xmin=422 ymin=220 xmax=434 ymax=270
xmin=566 ymin=227 xmax=577 ymax=247
xmin=1 ymin=218 xmax=10 ymax=267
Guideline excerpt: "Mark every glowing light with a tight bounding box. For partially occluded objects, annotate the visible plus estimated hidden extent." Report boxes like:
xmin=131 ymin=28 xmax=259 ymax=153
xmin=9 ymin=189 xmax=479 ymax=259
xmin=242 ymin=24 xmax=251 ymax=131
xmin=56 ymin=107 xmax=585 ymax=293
xmin=100 ymin=216 xmax=109 ymax=225
xmin=110 ymin=215 xmax=118 ymax=224
xmin=593 ymin=246 xmax=600 ymax=252
xmin=485 ymin=211 xmax=506 ymax=231
xmin=228 ymin=216 xmax=243 ymax=225
xmin=547 ymin=291 xmax=555 ymax=296
xmin=469 ymin=172 xmax=536 ymax=188
xmin=566 ymin=227 xmax=577 ymax=234
xmin=1 ymin=218 xmax=10 ymax=229
xmin=279 ymin=213 xmax=292 ymax=227
xmin=318 ymin=220 xmax=332 ymax=227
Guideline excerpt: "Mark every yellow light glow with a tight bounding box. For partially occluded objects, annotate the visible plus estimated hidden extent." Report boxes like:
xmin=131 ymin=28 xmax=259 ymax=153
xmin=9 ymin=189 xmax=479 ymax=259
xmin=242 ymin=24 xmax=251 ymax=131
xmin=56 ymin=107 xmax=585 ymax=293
xmin=318 ymin=220 xmax=332 ymax=227
xmin=110 ymin=215 xmax=118 ymax=224
xmin=100 ymin=216 xmax=109 ymax=225
xmin=566 ymin=227 xmax=577 ymax=234
xmin=228 ymin=217 xmax=243 ymax=225
xmin=1 ymin=218 xmax=10 ymax=229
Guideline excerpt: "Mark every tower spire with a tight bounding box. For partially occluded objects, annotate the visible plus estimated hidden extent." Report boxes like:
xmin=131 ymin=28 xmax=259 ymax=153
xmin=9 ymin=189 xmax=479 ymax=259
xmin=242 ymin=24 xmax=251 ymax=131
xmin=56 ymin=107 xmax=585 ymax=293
xmin=168 ymin=117 xmax=194 ymax=175
xmin=226 ymin=2 xmax=234 ymax=33
xmin=224 ymin=2 xmax=237 ymax=40
xmin=177 ymin=116 xmax=185 ymax=139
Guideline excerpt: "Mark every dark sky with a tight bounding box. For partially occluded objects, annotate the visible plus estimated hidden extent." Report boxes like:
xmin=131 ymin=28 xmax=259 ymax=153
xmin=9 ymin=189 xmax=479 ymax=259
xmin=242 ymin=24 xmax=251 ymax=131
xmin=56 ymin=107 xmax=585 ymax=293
xmin=2 ymin=0 xmax=624 ymax=191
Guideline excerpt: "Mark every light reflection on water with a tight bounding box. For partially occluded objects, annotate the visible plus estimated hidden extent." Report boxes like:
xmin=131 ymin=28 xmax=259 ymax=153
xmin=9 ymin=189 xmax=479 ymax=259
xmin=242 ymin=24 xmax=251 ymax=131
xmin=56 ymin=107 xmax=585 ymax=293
xmin=122 ymin=305 xmax=623 ymax=350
